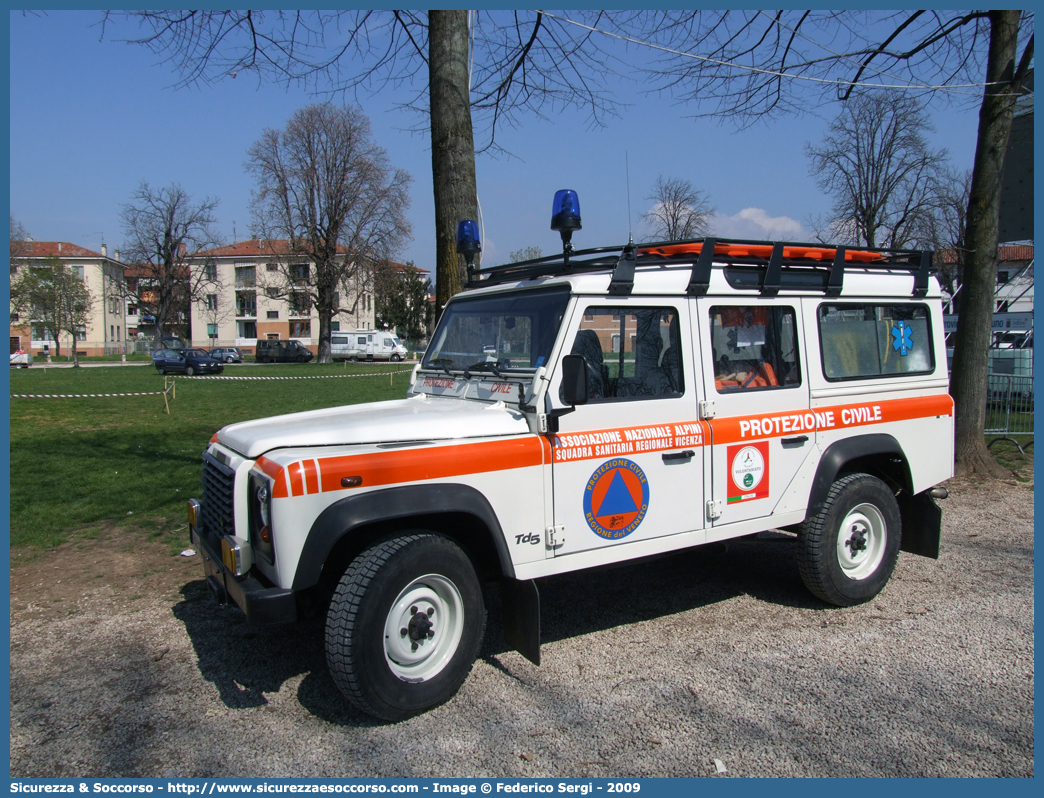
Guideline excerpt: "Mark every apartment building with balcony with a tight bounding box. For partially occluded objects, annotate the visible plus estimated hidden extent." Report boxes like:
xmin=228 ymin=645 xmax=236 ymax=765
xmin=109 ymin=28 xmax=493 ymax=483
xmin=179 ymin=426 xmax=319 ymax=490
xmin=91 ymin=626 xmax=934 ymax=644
xmin=188 ymin=240 xmax=376 ymax=352
xmin=9 ymin=241 xmax=130 ymax=356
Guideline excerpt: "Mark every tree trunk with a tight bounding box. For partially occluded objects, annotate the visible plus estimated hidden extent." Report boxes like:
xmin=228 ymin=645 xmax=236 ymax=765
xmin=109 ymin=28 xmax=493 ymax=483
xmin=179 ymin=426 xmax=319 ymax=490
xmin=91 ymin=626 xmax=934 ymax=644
xmin=428 ymin=10 xmax=479 ymax=319
xmin=317 ymin=304 xmax=333 ymax=364
xmin=950 ymin=11 xmax=1025 ymax=478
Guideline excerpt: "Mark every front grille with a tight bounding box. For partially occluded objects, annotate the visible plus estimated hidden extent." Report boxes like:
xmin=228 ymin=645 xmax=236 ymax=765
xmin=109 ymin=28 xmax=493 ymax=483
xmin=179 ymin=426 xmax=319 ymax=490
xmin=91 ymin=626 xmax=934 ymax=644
xmin=201 ymin=451 xmax=236 ymax=543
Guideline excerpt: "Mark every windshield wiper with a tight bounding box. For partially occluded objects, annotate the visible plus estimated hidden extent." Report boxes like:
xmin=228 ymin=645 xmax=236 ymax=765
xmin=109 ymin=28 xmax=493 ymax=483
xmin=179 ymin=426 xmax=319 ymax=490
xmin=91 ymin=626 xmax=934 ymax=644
xmin=425 ymin=359 xmax=455 ymax=378
xmin=463 ymin=361 xmax=503 ymax=379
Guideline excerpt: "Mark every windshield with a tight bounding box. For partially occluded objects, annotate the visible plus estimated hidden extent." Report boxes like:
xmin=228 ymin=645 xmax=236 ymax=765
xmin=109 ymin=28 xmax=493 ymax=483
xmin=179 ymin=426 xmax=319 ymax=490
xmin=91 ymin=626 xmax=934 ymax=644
xmin=424 ymin=287 xmax=571 ymax=371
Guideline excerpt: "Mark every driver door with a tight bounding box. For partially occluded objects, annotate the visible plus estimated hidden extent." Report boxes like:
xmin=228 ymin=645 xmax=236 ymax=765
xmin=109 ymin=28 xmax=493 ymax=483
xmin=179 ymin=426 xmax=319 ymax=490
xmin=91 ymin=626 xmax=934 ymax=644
xmin=547 ymin=300 xmax=706 ymax=559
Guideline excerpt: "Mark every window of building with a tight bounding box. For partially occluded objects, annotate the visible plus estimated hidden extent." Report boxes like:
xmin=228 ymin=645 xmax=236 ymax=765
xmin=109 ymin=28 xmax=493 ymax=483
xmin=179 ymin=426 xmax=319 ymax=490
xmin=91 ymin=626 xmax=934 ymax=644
xmin=11 ymin=313 xmax=19 ymax=322
xmin=74 ymin=325 xmax=87 ymax=341
xmin=207 ymin=323 xmax=218 ymax=339
xmin=267 ymin=263 xmax=279 ymax=272
xmin=267 ymin=310 xmax=279 ymax=320
xmin=292 ymin=263 xmax=310 ymax=282
xmin=235 ymin=265 xmax=256 ymax=288
xmin=128 ymin=306 xmax=137 ymax=316
xmin=204 ymin=263 xmax=217 ymax=281
xmin=710 ymin=306 xmax=801 ymax=392
xmin=562 ymin=306 xmax=684 ymax=402
xmin=205 ymin=294 xmax=218 ymax=311
xmin=818 ymin=304 xmax=933 ymax=380
xmin=290 ymin=293 xmax=311 ymax=316
xmin=290 ymin=321 xmax=311 ymax=338
xmin=330 ymin=321 xmax=340 ymax=331
xmin=265 ymin=286 xmax=280 ymax=299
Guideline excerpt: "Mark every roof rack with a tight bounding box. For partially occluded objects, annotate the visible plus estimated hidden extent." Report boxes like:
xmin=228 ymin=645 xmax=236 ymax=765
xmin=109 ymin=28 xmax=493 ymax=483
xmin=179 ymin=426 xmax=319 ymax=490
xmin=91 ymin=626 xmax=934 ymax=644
xmin=465 ymin=237 xmax=935 ymax=298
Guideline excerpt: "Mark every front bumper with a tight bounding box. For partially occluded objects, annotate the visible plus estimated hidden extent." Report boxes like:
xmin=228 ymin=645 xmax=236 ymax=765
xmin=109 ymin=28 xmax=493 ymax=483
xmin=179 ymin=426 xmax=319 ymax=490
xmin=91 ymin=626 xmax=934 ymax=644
xmin=190 ymin=525 xmax=297 ymax=625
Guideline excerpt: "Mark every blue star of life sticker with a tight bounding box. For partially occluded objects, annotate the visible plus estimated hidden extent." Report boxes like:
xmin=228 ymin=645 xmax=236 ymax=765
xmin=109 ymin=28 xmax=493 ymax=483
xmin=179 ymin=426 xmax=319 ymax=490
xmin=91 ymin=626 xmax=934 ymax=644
xmin=891 ymin=320 xmax=913 ymax=356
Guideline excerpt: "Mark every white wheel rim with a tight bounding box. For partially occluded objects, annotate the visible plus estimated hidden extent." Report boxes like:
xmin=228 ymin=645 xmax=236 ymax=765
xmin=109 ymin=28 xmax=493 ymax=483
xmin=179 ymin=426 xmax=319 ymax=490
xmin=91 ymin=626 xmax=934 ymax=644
xmin=383 ymin=574 xmax=465 ymax=682
xmin=836 ymin=503 xmax=887 ymax=580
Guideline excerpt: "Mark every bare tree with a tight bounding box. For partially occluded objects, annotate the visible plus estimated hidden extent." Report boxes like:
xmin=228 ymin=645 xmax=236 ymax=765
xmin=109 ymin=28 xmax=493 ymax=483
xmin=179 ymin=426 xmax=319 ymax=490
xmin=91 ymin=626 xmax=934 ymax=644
xmin=925 ymin=167 xmax=972 ymax=313
xmin=247 ymin=103 xmax=412 ymax=364
xmin=638 ymin=9 xmax=1033 ymax=476
xmin=10 ymin=215 xmax=29 ymax=266
xmin=805 ymin=91 xmax=947 ymax=250
xmin=107 ymin=10 xmax=627 ymax=316
xmin=640 ymin=175 xmax=715 ymax=242
xmin=120 ymin=182 xmax=223 ymax=342
xmin=10 ymin=255 xmax=93 ymax=366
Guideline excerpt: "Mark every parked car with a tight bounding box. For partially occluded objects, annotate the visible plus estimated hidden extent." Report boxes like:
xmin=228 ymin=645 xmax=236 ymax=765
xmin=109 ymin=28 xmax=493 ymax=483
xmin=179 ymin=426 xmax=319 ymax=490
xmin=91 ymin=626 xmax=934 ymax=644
xmin=255 ymin=339 xmax=315 ymax=363
xmin=9 ymin=350 xmax=32 ymax=368
xmin=208 ymin=347 xmax=244 ymax=364
xmin=152 ymin=348 xmax=224 ymax=376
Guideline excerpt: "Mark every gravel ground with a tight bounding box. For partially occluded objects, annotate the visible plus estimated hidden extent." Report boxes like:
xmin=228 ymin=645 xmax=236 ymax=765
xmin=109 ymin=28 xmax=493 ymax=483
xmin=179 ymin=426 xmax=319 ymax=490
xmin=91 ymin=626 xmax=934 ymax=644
xmin=10 ymin=476 xmax=1034 ymax=778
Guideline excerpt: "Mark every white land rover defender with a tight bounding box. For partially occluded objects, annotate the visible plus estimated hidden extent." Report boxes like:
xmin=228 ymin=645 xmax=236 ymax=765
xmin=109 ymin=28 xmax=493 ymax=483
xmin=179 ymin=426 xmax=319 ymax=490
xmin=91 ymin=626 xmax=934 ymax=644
xmin=188 ymin=190 xmax=953 ymax=721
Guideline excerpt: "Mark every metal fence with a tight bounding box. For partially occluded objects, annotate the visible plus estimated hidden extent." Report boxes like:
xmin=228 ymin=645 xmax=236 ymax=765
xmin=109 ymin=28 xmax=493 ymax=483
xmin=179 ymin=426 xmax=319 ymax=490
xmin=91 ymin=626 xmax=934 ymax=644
xmin=985 ymin=373 xmax=1034 ymax=453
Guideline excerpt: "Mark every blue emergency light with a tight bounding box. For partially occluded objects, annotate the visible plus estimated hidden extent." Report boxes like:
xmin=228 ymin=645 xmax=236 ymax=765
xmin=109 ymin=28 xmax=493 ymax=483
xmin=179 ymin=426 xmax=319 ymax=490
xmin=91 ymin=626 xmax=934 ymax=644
xmin=551 ymin=189 xmax=582 ymax=263
xmin=550 ymin=189 xmax=582 ymax=233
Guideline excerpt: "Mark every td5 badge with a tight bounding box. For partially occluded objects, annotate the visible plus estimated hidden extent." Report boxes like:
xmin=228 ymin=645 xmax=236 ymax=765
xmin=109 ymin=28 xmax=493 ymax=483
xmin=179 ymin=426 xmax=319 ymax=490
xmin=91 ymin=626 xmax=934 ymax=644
xmin=727 ymin=441 xmax=770 ymax=503
xmin=583 ymin=458 xmax=650 ymax=540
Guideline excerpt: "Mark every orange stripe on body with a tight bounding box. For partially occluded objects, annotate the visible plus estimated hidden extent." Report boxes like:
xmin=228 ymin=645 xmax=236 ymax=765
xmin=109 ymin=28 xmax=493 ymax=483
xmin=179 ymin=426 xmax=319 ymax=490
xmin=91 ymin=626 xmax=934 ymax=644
xmin=711 ymin=393 xmax=953 ymax=445
xmin=302 ymin=459 xmax=319 ymax=494
xmin=318 ymin=437 xmax=545 ymax=493
xmin=288 ymin=461 xmax=306 ymax=497
xmin=255 ymin=456 xmax=289 ymax=499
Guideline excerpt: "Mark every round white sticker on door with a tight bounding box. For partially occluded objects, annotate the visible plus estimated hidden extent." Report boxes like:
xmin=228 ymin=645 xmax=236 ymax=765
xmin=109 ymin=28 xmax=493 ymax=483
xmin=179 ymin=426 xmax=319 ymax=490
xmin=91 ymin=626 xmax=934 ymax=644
xmin=731 ymin=445 xmax=766 ymax=491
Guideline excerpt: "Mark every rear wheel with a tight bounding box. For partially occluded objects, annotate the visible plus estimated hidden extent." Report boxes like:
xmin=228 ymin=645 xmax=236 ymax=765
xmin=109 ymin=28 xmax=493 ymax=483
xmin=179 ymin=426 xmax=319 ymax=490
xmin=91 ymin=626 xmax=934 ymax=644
xmin=349 ymin=356 xmax=358 ymax=363
xmin=226 ymin=356 xmax=234 ymax=363
xmin=326 ymin=533 xmax=486 ymax=721
xmin=797 ymin=473 xmax=901 ymax=606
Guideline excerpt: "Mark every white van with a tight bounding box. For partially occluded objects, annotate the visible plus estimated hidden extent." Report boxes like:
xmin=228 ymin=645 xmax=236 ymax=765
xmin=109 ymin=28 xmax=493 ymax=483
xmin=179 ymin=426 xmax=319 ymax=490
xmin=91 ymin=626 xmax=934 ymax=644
xmin=330 ymin=330 xmax=408 ymax=362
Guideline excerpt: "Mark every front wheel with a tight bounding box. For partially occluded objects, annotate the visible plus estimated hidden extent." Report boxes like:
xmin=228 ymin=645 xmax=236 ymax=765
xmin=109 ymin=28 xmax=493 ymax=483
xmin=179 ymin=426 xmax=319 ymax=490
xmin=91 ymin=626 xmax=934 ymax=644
xmin=797 ymin=473 xmax=902 ymax=606
xmin=326 ymin=533 xmax=486 ymax=721
xmin=185 ymin=366 xmax=196 ymax=377
xmin=391 ymin=353 xmax=402 ymax=362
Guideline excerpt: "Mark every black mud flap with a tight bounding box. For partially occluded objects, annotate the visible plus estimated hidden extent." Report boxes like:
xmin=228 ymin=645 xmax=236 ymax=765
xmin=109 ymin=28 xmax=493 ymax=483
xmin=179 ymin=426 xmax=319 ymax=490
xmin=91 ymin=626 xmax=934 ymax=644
xmin=898 ymin=490 xmax=942 ymax=559
xmin=501 ymin=578 xmax=541 ymax=666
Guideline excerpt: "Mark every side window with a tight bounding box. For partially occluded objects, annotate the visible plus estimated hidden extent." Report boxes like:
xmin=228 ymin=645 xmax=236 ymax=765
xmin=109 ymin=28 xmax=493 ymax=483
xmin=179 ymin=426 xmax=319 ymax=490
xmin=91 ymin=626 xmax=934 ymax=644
xmin=818 ymin=304 xmax=933 ymax=380
xmin=710 ymin=306 xmax=801 ymax=392
xmin=562 ymin=306 xmax=684 ymax=402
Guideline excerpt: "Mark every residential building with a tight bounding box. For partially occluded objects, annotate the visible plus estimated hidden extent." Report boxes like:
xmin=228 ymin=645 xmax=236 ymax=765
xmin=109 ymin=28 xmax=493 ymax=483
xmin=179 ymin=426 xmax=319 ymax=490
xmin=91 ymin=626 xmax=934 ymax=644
xmin=187 ymin=240 xmax=377 ymax=353
xmin=9 ymin=241 xmax=130 ymax=357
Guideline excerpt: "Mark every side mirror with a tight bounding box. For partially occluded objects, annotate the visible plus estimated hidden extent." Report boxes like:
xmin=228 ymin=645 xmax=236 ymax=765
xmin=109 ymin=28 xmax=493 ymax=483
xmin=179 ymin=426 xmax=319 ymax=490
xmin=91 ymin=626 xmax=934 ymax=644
xmin=560 ymin=353 xmax=589 ymax=406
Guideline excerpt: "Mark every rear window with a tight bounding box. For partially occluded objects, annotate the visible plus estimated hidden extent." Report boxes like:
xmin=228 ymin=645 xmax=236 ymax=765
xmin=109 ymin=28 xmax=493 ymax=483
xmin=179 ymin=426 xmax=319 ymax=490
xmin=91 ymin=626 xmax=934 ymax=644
xmin=818 ymin=304 xmax=933 ymax=380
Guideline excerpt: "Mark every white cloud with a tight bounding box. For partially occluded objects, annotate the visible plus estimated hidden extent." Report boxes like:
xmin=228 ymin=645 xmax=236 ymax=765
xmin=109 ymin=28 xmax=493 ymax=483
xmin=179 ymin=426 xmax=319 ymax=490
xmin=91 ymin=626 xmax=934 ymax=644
xmin=711 ymin=207 xmax=804 ymax=241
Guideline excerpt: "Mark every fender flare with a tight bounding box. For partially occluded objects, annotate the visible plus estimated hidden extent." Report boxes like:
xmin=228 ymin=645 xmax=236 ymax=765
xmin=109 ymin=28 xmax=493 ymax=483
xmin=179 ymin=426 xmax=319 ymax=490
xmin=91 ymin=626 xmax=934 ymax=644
xmin=292 ymin=483 xmax=515 ymax=591
xmin=807 ymin=433 xmax=911 ymax=516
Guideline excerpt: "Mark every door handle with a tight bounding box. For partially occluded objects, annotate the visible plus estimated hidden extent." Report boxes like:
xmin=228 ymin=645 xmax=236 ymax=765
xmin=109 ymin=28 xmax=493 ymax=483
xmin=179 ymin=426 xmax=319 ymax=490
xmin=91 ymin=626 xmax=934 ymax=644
xmin=662 ymin=449 xmax=696 ymax=462
xmin=781 ymin=435 xmax=809 ymax=446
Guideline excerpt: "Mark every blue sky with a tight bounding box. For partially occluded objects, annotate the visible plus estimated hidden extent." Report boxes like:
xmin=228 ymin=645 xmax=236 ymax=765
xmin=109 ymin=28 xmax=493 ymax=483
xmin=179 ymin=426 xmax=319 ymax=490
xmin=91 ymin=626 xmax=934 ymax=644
xmin=10 ymin=10 xmax=984 ymax=281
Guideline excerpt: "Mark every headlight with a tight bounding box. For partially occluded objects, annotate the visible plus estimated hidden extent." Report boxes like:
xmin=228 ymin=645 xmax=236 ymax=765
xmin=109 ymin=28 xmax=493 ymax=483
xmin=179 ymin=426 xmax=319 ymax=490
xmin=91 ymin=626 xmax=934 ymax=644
xmin=249 ymin=474 xmax=275 ymax=564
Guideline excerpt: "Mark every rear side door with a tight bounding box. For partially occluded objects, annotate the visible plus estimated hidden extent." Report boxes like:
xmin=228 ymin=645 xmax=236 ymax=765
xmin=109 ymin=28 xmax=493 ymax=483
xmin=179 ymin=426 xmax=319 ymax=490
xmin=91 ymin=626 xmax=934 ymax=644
xmin=694 ymin=299 xmax=815 ymax=531
xmin=546 ymin=299 xmax=706 ymax=559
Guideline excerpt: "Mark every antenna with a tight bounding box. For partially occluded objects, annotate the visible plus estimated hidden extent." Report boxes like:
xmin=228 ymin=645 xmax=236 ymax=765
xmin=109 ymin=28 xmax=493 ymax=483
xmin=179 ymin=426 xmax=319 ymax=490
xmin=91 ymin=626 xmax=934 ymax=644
xmin=625 ymin=152 xmax=634 ymax=245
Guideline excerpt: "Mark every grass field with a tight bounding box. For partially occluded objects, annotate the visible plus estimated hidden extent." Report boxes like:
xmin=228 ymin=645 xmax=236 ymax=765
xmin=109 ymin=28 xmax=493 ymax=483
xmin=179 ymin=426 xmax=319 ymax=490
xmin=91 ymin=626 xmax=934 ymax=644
xmin=9 ymin=363 xmax=411 ymax=549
